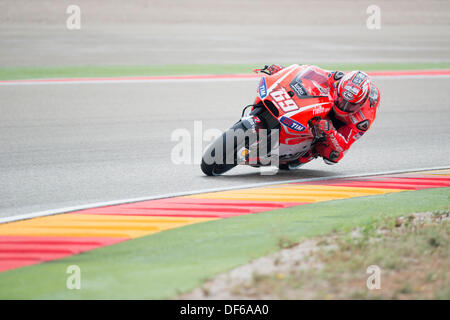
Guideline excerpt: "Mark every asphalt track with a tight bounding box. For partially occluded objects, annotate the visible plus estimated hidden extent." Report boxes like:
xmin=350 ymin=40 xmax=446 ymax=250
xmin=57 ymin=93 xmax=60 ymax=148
xmin=1 ymin=1 xmax=449 ymax=67
xmin=1 ymin=75 xmax=449 ymax=218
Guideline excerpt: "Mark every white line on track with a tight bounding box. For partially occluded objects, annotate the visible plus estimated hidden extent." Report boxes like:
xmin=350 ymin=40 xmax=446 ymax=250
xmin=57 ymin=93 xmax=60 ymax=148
xmin=1 ymin=166 xmax=448 ymax=224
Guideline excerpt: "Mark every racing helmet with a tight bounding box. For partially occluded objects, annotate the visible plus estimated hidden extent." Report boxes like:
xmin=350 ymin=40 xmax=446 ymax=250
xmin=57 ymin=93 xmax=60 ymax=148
xmin=334 ymin=71 xmax=371 ymax=114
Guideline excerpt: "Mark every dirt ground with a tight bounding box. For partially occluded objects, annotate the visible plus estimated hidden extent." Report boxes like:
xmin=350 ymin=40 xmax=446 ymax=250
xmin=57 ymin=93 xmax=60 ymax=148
xmin=0 ymin=0 xmax=449 ymax=67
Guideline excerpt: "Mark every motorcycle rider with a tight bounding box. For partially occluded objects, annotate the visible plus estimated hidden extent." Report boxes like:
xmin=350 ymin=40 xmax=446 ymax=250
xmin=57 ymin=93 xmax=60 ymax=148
xmin=257 ymin=64 xmax=380 ymax=167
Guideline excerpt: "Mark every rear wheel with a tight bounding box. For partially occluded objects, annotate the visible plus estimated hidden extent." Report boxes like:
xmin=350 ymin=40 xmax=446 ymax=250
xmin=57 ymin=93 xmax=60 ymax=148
xmin=201 ymin=122 xmax=248 ymax=176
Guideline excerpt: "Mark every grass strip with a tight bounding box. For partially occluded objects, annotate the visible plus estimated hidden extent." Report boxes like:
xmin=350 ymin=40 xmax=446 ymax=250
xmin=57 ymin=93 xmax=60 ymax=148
xmin=0 ymin=62 xmax=449 ymax=80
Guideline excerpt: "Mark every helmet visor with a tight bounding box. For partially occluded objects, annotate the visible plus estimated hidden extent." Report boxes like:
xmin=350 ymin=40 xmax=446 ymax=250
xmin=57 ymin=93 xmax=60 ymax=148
xmin=335 ymin=95 xmax=362 ymax=113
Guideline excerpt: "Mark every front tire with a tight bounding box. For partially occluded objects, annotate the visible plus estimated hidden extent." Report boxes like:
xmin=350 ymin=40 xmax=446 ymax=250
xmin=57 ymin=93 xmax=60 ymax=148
xmin=201 ymin=122 xmax=247 ymax=176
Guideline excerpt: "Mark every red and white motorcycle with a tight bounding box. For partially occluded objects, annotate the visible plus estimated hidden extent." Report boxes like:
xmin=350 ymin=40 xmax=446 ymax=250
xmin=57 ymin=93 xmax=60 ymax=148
xmin=201 ymin=64 xmax=333 ymax=176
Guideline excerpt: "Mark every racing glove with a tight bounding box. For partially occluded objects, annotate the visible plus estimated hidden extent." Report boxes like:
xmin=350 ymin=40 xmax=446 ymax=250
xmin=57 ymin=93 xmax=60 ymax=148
xmin=309 ymin=118 xmax=333 ymax=139
xmin=310 ymin=118 xmax=345 ymax=163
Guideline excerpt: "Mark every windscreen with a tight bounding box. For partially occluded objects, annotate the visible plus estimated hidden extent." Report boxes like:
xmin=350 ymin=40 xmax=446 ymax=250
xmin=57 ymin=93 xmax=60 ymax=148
xmin=297 ymin=66 xmax=329 ymax=87
xmin=289 ymin=66 xmax=330 ymax=97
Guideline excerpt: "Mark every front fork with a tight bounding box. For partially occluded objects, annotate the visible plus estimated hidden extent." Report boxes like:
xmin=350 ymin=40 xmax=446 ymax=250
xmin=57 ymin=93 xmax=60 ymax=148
xmin=238 ymin=112 xmax=278 ymax=166
xmin=240 ymin=108 xmax=322 ymax=167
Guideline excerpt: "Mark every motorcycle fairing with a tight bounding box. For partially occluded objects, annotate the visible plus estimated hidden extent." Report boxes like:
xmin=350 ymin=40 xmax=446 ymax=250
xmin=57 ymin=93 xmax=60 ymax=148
xmin=253 ymin=64 xmax=333 ymax=158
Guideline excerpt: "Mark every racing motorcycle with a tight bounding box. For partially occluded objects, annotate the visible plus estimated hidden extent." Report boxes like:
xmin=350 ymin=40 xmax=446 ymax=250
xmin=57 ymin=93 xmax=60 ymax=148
xmin=201 ymin=64 xmax=333 ymax=176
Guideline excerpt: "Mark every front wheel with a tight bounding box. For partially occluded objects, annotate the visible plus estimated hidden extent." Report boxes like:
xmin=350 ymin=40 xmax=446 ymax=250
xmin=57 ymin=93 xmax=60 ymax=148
xmin=201 ymin=121 xmax=248 ymax=176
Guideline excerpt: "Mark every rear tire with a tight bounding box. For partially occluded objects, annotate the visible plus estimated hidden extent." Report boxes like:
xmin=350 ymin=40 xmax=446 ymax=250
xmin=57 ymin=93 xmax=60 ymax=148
xmin=201 ymin=122 xmax=247 ymax=176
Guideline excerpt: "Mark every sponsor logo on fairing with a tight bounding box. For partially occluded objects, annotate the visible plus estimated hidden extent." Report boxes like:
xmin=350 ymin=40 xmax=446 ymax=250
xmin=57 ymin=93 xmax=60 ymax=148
xmin=290 ymin=82 xmax=308 ymax=97
xmin=289 ymin=75 xmax=310 ymax=97
xmin=279 ymin=116 xmax=306 ymax=132
xmin=258 ymin=77 xmax=267 ymax=98
xmin=312 ymin=105 xmax=326 ymax=115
